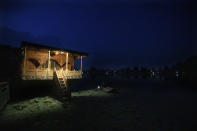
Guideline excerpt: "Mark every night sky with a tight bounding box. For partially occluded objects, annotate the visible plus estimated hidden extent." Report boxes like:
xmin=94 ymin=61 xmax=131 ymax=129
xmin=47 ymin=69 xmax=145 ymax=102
xmin=0 ymin=0 xmax=196 ymax=69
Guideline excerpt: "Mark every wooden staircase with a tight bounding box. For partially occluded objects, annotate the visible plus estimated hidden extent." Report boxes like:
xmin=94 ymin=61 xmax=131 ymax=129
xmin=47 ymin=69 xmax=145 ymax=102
xmin=54 ymin=69 xmax=71 ymax=99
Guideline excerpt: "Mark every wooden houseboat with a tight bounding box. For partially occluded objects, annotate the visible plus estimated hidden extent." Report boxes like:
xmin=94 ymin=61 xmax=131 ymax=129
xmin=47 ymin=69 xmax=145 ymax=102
xmin=21 ymin=41 xmax=88 ymax=98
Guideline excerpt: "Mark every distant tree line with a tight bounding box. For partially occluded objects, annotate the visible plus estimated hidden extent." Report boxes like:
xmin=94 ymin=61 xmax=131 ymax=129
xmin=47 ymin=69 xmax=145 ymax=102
xmin=180 ymin=56 xmax=197 ymax=87
xmin=85 ymin=55 xmax=197 ymax=87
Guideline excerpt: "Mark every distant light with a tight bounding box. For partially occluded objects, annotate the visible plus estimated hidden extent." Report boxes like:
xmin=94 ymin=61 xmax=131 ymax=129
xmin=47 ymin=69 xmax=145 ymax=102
xmin=176 ymin=71 xmax=179 ymax=77
xmin=97 ymin=86 xmax=100 ymax=89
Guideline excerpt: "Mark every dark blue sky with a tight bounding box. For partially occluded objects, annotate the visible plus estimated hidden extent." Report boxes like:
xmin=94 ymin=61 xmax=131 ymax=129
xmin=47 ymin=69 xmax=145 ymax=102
xmin=0 ymin=0 xmax=196 ymax=68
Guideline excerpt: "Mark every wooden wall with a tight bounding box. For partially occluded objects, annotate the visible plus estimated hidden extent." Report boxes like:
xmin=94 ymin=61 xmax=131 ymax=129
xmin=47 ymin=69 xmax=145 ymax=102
xmin=23 ymin=47 xmax=74 ymax=71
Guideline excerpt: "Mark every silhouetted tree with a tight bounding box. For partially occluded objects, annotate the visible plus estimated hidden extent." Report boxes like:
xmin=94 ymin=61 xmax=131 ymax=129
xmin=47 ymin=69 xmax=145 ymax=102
xmin=141 ymin=66 xmax=149 ymax=79
xmin=125 ymin=67 xmax=131 ymax=79
xmin=89 ymin=66 xmax=97 ymax=80
xmin=133 ymin=66 xmax=139 ymax=79
xmin=182 ymin=56 xmax=197 ymax=87
xmin=162 ymin=66 xmax=170 ymax=80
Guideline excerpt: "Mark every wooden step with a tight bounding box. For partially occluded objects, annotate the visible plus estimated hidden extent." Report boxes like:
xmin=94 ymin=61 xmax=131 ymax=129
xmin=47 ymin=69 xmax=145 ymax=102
xmin=54 ymin=71 xmax=70 ymax=96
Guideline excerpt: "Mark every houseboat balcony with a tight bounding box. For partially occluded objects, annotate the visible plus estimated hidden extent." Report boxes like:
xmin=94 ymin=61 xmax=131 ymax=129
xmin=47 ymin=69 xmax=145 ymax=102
xmin=22 ymin=69 xmax=82 ymax=80
xmin=63 ymin=70 xmax=82 ymax=79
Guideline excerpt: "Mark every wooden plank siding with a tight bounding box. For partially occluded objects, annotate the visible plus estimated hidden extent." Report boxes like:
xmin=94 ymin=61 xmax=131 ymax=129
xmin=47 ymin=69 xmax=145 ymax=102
xmin=21 ymin=44 xmax=83 ymax=80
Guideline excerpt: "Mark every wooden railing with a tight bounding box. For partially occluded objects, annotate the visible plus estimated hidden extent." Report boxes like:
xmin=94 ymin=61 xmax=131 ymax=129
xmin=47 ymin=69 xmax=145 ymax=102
xmin=22 ymin=69 xmax=82 ymax=80
xmin=22 ymin=69 xmax=53 ymax=80
xmin=63 ymin=70 xmax=82 ymax=79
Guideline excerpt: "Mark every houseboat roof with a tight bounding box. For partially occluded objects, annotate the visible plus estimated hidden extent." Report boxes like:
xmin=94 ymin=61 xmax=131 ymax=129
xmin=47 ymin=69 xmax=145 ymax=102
xmin=21 ymin=41 xmax=88 ymax=57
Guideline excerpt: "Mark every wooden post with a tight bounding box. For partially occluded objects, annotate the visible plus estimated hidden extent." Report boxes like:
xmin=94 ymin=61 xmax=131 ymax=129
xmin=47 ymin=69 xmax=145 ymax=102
xmin=47 ymin=50 xmax=50 ymax=78
xmin=81 ymin=56 xmax=83 ymax=71
xmin=66 ymin=53 xmax=71 ymax=99
xmin=66 ymin=52 xmax=68 ymax=71
xmin=48 ymin=50 xmax=51 ymax=70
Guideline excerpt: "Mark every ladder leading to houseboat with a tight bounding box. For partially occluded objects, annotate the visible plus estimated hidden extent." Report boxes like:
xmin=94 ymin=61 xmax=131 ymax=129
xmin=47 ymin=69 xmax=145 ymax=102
xmin=54 ymin=68 xmax=71 ymax=99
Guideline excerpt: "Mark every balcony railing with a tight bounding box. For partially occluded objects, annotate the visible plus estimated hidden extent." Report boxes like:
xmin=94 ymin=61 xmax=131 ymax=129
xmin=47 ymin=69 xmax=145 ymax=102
xmin=63 ymin=70 xmax=82 ymax=79
xmin=22 ymin=69 xmax=82 ymax=80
